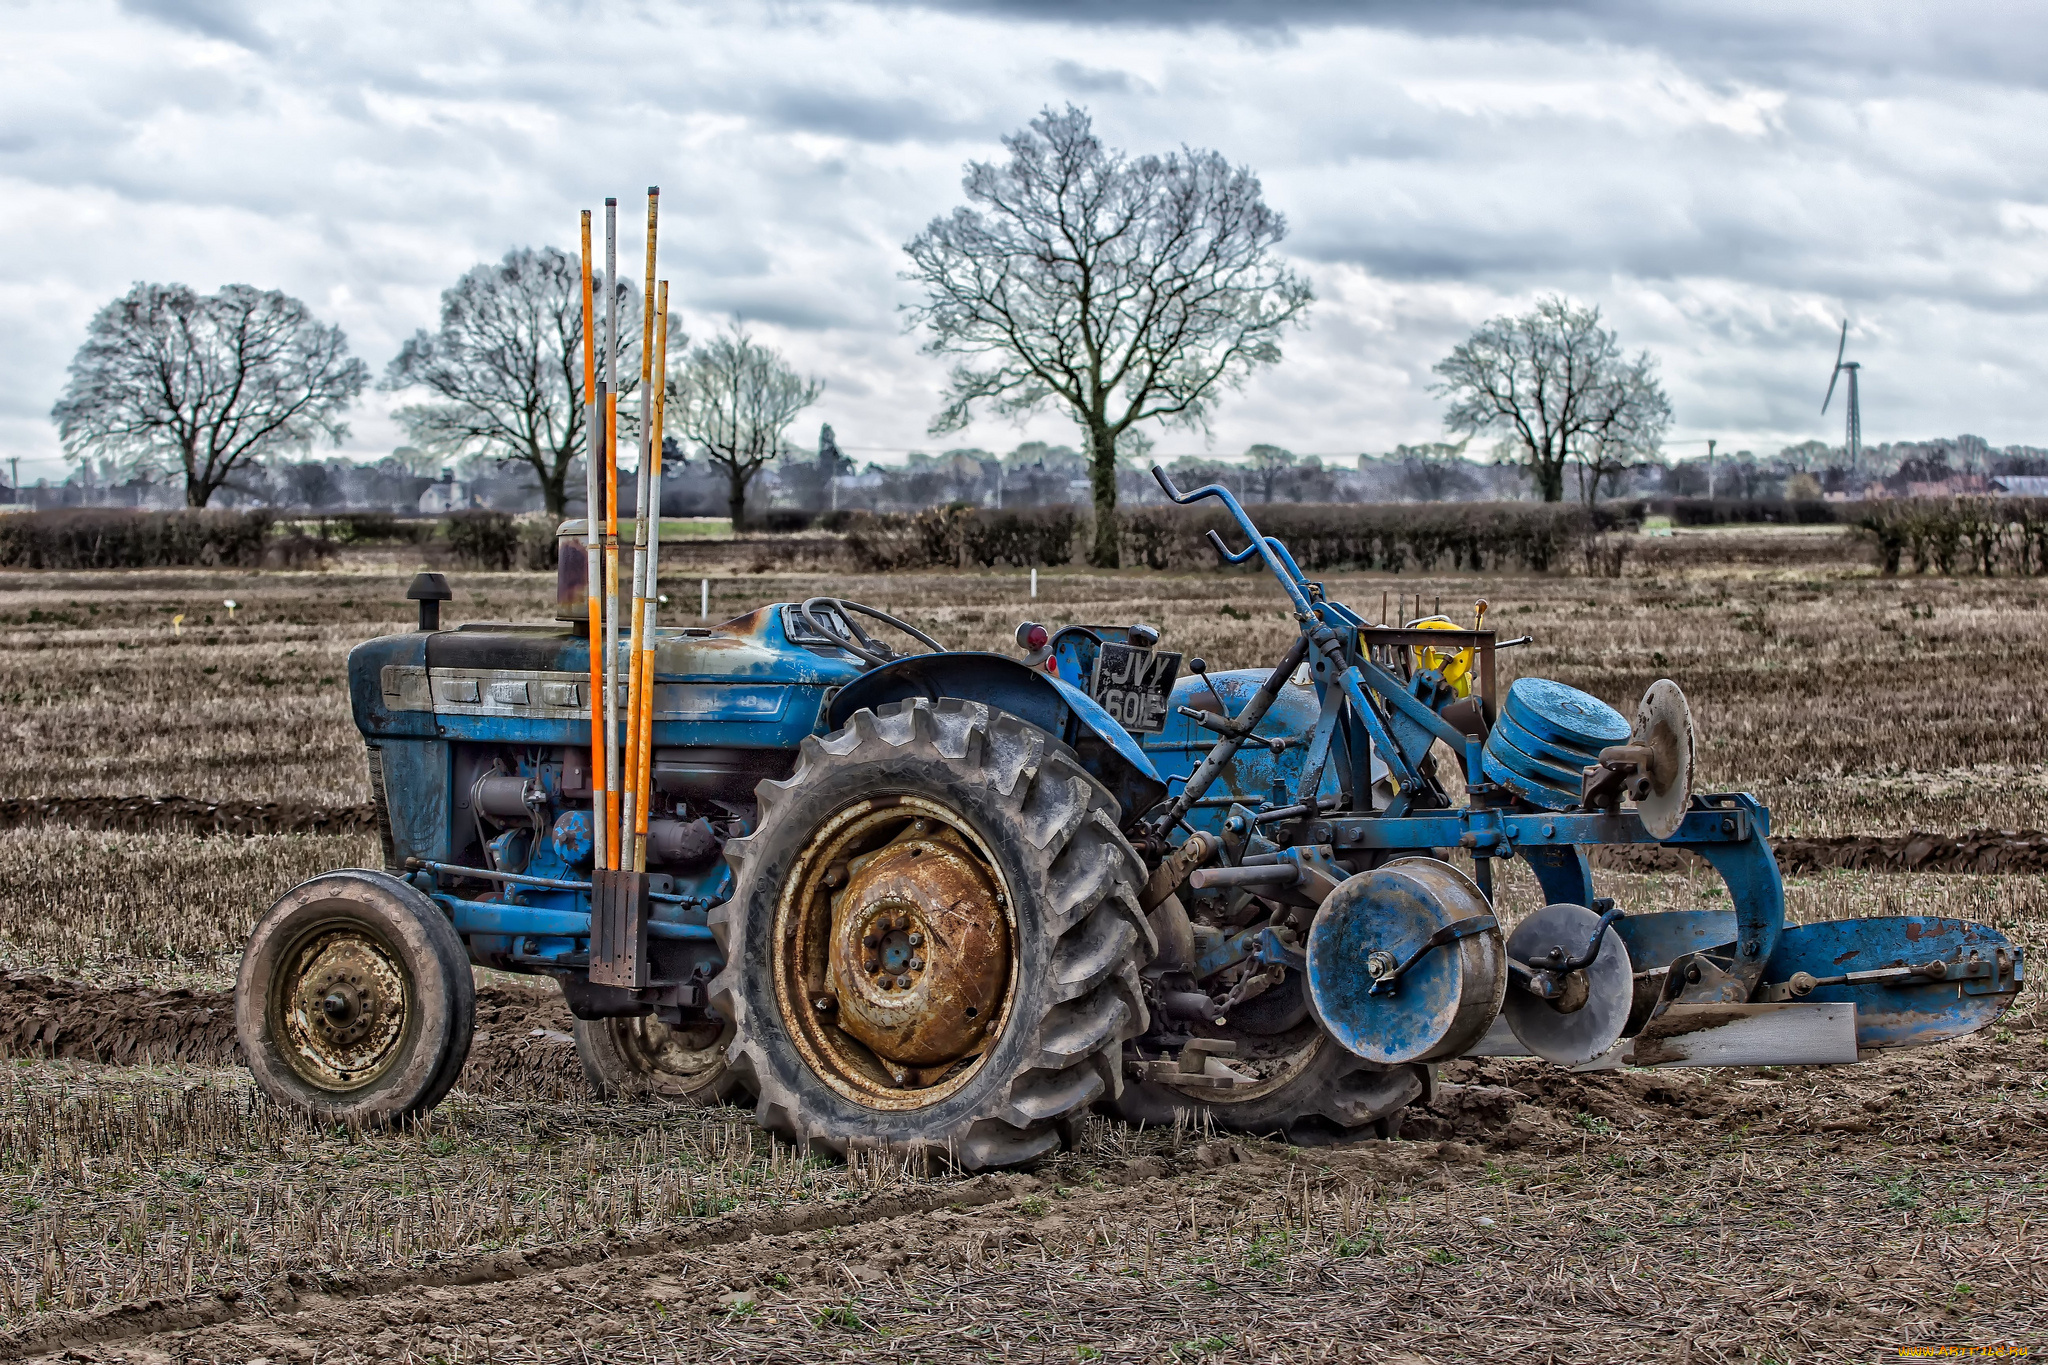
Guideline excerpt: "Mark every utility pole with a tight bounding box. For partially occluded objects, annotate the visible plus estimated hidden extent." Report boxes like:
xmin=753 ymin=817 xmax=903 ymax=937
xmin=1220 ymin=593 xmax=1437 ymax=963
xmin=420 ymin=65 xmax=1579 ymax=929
xmin=1705 ymin=439 xmax=1716 ymax=499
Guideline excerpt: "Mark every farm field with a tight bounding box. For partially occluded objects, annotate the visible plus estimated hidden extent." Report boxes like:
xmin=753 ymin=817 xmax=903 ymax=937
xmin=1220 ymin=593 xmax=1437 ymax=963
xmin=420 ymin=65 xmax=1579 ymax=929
xmin=0 ymin=551 xmax=2043 ymax=1361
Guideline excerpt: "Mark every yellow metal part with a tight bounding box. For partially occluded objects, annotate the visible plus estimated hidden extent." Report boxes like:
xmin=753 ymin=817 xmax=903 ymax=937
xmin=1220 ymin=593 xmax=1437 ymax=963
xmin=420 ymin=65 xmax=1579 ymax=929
xmin=1407 ymin=615 xmax=1477 ymax=697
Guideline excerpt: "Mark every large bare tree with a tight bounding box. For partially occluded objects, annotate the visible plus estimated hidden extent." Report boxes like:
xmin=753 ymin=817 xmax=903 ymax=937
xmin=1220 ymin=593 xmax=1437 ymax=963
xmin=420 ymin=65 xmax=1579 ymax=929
xmin=1432 ymin=296 xmax=1670 ymax=504
xmin=51 ymin=283 xmax=367 ymax=507
xmin=383 ymin=247 xmax=640 ymax=517
xmin=904 ymin=105 xmax=1313 ymax=566
xmin=668 ymin=324 xmax=823 ymax=527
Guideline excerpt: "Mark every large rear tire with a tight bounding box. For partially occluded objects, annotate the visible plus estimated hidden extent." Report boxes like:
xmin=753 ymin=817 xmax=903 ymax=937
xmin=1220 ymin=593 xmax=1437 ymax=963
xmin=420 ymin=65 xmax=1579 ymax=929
xmin=711 ymin=698 xmax=1151 ymax=1170
xmin=236 ymin=869 xmax=474 ymax=1125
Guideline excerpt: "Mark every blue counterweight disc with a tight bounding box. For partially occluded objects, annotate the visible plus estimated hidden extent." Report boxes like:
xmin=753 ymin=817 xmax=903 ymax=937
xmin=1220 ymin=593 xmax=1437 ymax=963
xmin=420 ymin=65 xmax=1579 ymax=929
xmin=1482 ymin=678 xmax=1630 ymax=810
xmin=1306 ymin=858 xmax=1505 ymax=1065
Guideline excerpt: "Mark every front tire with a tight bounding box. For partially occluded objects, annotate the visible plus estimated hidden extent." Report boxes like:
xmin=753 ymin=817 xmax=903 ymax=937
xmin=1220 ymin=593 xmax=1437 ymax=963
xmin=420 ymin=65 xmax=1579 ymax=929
xmin=711 ymin=698 xmax=1151 ymax=1170
xmin=236 ymin=869 xmax=474 ymax=1125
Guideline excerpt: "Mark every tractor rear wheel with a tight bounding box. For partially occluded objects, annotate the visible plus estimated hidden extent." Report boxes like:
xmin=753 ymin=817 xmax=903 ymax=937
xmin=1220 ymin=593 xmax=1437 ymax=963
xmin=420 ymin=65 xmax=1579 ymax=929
xmin=574 ymin=1013 xmax=744 ymax=1104
xmin=711 ymin=698 xmax=1151 ymax=1170
xmin=236 ymin=869 xmax=474 ymax=1125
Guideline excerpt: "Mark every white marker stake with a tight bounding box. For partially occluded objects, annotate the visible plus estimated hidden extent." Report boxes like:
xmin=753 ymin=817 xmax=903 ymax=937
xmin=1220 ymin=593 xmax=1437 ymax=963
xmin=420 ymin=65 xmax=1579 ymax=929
xmin=701 ymin=578 xmax=709 ymax=621
xmin=1030 ymin=568 xmax=1037 ymax=599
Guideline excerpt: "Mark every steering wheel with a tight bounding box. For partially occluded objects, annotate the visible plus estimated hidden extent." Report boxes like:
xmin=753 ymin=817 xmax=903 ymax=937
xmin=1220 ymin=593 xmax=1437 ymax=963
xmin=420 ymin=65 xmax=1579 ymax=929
xmin=798 ymin=598 xmax=946 ymax=667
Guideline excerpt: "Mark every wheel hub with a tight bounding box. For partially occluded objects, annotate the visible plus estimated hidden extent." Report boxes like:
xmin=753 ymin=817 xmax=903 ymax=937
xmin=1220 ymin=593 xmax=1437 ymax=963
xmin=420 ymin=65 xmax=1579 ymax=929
xmin=279 ymin=928 xmax=409 ymax=1089
xmin=828 ymin=823 xmax=1009 ymax=1069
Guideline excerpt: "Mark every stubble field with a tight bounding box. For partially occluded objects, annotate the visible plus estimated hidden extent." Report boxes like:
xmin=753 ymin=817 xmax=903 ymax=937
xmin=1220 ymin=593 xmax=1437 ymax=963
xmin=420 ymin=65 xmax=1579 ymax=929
xmin=0 ymin=538 xmax=2043 ymax=1362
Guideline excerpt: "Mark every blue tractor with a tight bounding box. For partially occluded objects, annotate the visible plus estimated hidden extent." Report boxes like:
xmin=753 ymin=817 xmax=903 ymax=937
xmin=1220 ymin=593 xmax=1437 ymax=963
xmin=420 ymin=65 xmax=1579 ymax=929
xmin=236 ymin=470 xmax=2023 ymax=1165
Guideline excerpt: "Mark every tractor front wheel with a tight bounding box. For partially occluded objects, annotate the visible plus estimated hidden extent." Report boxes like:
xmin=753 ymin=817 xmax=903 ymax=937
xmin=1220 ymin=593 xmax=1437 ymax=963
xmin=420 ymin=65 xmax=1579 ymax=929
xmin=236 ymin=869 xmax=474 ymax=1125
xmin=711 ymin=699 xmax=1152 ymax=1170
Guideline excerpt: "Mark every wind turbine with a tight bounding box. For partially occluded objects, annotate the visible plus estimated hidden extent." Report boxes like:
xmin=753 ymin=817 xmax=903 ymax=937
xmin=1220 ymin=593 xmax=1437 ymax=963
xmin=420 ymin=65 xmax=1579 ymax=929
xmin=1822 ymin=320 xmax=1861 ymax=480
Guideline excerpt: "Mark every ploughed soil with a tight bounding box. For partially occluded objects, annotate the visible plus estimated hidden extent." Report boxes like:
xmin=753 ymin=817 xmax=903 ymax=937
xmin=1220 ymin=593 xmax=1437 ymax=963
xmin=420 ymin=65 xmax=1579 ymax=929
xmin=0 ymin=972 xmax=582 ymax=1097
xmin=2 ymin=972 xmax=2044 ymax=1362
xmin=7 ymin=795 xmax=2047 ymax=875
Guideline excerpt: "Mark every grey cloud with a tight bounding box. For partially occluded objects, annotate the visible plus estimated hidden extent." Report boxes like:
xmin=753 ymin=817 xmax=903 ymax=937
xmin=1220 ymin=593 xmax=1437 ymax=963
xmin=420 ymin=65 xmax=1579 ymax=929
xmin=1051 ymin=60 xmax=1154 ymax=96
xmin=757 ymin=89 xmax=970 ymax=144
xmin=117 ymin=0 xmax=271 ymax=49
xmin=895 ymin=0 xmax=2048 ymax=87
xmin=6 ymin=0 xmax=2048 ymax=477
xmin=689 ymin=290 xmax=866 ymax=332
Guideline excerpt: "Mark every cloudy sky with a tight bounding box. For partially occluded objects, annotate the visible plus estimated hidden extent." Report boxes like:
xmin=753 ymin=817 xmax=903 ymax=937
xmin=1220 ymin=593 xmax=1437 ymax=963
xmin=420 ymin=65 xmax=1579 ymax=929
xmin=4 ymin=0 xmax=2045 ymax=482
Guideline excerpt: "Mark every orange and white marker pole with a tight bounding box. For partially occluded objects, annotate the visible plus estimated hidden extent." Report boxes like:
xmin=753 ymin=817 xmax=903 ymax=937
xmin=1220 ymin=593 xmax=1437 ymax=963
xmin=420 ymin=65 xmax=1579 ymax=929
xmin=631 ymin=281 xmax=671 ymax=871
xmin=601 ymin=200 xmax=622 ymax=868
xmin=579 ymin=209 xmax=608 ymax=873
xmin=624 ymin=188 xmax=660 ymax=866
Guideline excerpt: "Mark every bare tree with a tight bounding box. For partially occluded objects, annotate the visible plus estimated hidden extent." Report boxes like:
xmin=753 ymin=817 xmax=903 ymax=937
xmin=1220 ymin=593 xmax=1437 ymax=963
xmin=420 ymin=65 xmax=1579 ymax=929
xmin=668 ymin=324 xmax=823 ymax=527
xmin=51 ymin=283 xmax=367 ymax=508
xmin=1432 ymin=296 xmax=1670 ymax=504
xmin=383 ymin=247 xmax=641 ymax=517
xmin=1245 ymin=443 xmax=1297 ymax=502
xmin=1395 ymin=440 xmax=1480 ymax=502
xmin=905 ymin=105 xmax=1313 ymax=566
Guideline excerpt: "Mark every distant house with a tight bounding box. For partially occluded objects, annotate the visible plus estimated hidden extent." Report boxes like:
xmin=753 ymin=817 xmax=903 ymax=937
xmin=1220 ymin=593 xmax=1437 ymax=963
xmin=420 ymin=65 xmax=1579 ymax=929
xmin=1991 ymin=475 xmax=2048 ymax=497
xmin=418 ymin=474 xmax=473 ymax=514
xmin=1903 ymin=475 xmax=1990 ymax=498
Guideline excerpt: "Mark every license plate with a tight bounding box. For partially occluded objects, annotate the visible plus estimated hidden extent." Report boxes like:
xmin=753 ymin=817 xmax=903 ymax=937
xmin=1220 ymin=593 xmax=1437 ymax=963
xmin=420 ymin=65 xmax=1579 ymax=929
xmin=1090 ymin=643 xmax=1183 ymax=735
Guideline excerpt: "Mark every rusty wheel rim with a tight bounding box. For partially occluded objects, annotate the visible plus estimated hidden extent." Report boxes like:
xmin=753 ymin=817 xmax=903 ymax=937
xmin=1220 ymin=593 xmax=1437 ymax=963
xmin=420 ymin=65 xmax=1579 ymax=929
xmin=272 ymin=920 xmax=411 ymax=1092
xmin=772 ymin=797 xmax=1017 ymax=1110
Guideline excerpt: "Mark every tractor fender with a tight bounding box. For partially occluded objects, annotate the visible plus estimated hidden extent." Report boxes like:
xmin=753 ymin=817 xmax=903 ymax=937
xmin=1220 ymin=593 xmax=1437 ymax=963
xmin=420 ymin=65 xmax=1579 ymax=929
xmin=826 ymin=652 xmax=1168 ymax=821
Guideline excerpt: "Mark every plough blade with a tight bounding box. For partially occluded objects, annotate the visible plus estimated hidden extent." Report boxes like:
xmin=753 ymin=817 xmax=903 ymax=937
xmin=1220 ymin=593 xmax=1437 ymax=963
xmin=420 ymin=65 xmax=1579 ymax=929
xmin=1624 ymin=1002 xmax=1858 ymax=1067
xmin=1465 ymin=1002 xmax=1858 ymax=1069
xmin=1762 ymin=915 xmax=2022 ymax=1050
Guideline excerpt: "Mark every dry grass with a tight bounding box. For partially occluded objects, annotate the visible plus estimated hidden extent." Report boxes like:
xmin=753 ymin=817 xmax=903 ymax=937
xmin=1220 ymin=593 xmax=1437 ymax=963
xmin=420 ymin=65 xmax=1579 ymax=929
xmin=2 ymin=1034 xmax=2044 ymax=1359
xmin=0 ymin=827 xmax=373 ymax=984
xmin=0 ymin=862 xmax=2039 ymax=1350
xmin=0 ymin=568 xmax=548 ymax=807
xmin=0 ymin=1065 xmax=967 ymax=1323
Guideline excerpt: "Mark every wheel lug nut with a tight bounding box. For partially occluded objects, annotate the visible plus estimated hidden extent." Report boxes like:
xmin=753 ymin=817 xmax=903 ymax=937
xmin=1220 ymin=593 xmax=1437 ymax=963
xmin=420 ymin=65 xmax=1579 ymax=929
xmin=895 ymin=975 xmax=911 ymax=989
xmin=907 ymin=932 xmax=923 ymax=947
xmin=862 ymin=933 xmax=880 ymax=949
xmin=891 ymin=914 xmax=907 ymax=930
xmin=813 ymin=996 xmax=835 ymax=1013
xmin=864 ymin=958 xmax=880 ymax=973
xmin=908 ymin=957 xmax=924 ymax=971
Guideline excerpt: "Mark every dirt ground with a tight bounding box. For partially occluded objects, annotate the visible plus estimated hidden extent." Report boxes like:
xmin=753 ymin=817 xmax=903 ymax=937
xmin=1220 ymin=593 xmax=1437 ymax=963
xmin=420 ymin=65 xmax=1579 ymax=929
xmin=0 ymin=550 xmax=2042 ymax=1361
xmin=1 ymin=1019 xmax=2043 ymax=1362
